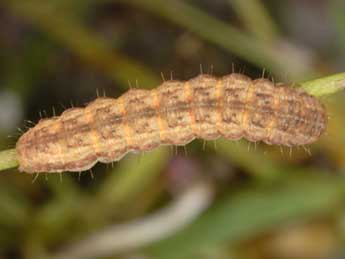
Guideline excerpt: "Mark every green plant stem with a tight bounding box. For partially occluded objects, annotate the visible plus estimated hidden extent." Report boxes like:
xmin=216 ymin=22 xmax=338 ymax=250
xmin=0 ymin=72 xmax=344 ymax=173
xmin=301 ymin=72 xmax=345 ymax=97
xmin=0 ymin=149 xmax=18 ymax=172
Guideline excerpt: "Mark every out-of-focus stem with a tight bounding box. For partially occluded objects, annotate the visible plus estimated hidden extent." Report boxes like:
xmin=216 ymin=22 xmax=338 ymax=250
xmin=4 ymin=0 xmax=159 ymax=88
xmin=231 ymin=0 xmax=280 ymax=42
xmin=123 ymin=0 xmax=316 ymax=80
xmin=53 ymin=182 xmax=214 ymax=259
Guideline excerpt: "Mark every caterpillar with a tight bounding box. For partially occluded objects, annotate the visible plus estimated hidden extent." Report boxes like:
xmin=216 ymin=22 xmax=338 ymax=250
xmin=16 ymin=73 xmax=327 ymax=173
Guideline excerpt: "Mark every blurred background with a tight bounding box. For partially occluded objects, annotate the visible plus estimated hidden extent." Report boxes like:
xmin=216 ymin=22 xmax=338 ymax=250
xmin=1 ymin=0 xmax=345 ymax=258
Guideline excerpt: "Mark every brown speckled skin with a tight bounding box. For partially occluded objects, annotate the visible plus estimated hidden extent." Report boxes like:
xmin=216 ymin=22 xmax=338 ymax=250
xmin=16 ymin=73 xmax=327 ymax=173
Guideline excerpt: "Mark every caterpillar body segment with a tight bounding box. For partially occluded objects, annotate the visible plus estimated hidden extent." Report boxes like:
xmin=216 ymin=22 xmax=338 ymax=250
xmin=16 ymin=73 xmax=327 ymax=173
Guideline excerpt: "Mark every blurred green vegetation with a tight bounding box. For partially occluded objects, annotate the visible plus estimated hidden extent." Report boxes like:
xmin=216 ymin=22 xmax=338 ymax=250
xmin=1 ymin=1 xmax=345 ymax=259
